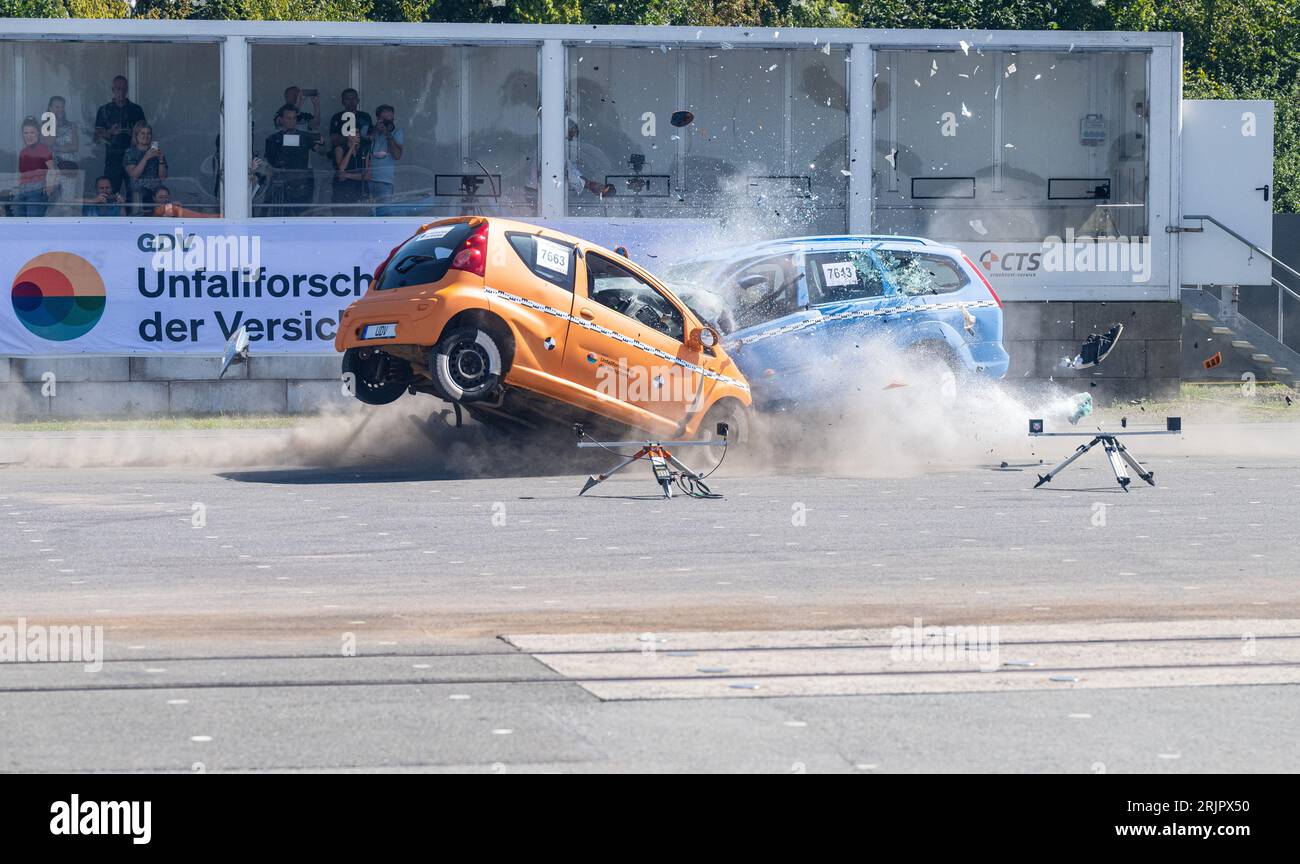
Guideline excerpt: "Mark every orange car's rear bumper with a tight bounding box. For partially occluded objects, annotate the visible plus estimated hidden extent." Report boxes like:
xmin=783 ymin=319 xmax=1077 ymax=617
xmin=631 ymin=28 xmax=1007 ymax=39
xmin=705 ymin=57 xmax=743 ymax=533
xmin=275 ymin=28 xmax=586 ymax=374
xmin=334 ymin=277 xmax=485 ymax=353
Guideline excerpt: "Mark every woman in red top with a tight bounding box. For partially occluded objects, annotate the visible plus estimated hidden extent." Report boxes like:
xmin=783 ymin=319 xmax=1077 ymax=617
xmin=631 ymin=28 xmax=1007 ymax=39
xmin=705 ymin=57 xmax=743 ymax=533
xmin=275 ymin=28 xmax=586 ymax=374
xmin=16 ymin=117 xmax=55 ymax=217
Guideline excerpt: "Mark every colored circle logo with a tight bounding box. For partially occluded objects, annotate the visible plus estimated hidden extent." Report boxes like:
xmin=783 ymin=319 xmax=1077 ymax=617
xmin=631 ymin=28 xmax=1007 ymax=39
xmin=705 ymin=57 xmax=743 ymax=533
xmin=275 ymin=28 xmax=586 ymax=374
xmin=11 ymin=253 xmax=106 ymax=341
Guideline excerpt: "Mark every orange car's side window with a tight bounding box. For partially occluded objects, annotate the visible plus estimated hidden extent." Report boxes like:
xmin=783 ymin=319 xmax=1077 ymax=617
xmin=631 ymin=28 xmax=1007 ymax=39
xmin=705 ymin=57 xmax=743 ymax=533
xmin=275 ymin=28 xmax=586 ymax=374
xmin=584 ymin=253 xmax=685 ymax=343
xmin=507 ymin=232 xmax=577 ymax=292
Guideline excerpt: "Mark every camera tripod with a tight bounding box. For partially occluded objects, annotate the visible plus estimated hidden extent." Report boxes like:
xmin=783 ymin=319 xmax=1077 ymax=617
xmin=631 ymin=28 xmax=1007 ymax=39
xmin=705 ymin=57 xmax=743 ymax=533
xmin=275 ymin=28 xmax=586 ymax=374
xmin=575 ymin=423 xmax=727 ymax=499
xmin=1030 ymin=418 xmax=1181 ymax=492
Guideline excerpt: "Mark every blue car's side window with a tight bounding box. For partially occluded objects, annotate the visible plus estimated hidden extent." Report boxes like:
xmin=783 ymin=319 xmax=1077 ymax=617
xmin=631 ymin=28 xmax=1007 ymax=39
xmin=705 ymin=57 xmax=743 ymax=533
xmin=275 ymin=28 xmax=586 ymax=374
xmin=806 ymin=251 xmax=886 ymax=305
xmin=875 ymin=250 xmax=969 ymax=296
xmin=727 ymin=254 xmax=804 ymax=329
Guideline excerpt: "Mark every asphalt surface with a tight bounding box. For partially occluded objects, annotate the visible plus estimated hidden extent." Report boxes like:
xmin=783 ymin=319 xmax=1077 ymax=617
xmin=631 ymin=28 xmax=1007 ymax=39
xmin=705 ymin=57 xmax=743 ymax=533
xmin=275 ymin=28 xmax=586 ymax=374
xmin=2 ymin=422 xmax=1299 ymax=772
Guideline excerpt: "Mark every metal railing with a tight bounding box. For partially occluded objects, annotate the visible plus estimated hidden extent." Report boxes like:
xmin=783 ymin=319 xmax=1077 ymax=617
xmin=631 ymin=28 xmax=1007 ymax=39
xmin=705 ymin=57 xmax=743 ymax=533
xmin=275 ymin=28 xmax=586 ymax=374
xmin=1182 ymin=214 xmax=1300 ymax=349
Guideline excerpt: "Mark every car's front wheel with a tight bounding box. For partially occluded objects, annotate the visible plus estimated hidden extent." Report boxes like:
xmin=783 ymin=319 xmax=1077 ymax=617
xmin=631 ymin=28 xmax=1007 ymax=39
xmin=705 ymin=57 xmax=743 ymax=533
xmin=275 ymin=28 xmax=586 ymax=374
xmin=431 ymin=326 xmax=506 ymax=403
xmin=342 ymin=347 xmax=409 ymax=406
xmin=689 ymin=398 xmax=751 ymax=467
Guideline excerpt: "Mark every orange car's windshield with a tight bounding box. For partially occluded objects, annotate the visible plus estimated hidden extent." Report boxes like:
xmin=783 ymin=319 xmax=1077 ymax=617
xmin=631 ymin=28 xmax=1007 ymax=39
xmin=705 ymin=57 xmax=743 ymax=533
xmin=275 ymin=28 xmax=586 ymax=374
xmin=376 ymin=222 xmax=474 ymax=290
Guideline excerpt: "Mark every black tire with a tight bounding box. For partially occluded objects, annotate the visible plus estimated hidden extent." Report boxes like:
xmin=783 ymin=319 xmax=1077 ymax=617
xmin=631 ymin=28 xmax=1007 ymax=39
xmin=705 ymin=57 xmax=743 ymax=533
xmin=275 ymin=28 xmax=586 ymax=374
xmin=341 ymin=347 xmax=409 ymax=406
xmin=430 ymin=326 xmax=507 ymax=403
xmin=701 ymin=399 xmax=749 ymax=444
xmin=690 ymin=398 xmax=751 ymax=467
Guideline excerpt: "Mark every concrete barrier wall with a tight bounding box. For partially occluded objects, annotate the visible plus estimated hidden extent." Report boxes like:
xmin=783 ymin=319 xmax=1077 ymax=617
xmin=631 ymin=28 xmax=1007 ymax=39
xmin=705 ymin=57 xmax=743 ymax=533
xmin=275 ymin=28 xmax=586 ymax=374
xmin=0 ymin=354 xmax=349 ymax=420
xmin=1002 ymin=300 xmax=1181 ymax=401
xmin=1 ymin=301 xmax=1182 ymax=419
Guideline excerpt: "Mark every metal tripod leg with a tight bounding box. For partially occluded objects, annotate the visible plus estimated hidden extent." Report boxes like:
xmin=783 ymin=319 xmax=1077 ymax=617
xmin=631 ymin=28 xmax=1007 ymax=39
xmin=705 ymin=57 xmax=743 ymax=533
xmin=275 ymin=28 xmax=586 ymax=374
xmin=1101 ymin=435 xmax=1131 ymax=490
xmin=1034 ymin=438 xmax=1099 ymax=488
xmin=579 ymin=449 xmax=645 ymax=496
xmin=1114 ymin=439 xmax=1155 ymax=486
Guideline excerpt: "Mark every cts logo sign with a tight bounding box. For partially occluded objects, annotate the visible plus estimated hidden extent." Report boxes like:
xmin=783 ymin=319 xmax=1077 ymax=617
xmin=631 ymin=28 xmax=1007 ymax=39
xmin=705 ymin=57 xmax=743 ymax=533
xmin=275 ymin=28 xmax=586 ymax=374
xmin=10 ymin=252 xmax=107 ymax=341
xmin=978 ymin=249 xmax=1042 ymax=275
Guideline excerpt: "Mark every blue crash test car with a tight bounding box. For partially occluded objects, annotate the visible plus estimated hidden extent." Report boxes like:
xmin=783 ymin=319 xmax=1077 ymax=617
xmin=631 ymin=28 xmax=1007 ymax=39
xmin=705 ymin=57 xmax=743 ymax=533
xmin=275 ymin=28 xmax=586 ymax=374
xmin=661 ymin=235 xmax=1009 ymax=410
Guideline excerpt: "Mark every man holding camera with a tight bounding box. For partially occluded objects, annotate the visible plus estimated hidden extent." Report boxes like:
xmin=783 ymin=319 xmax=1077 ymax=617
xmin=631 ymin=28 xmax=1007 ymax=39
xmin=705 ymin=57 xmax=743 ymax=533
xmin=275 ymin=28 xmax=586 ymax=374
xmin=263 ymin=103 xmax=317 ymax=216
xmin=367 ymin=104 xmax=403 ymax=213
xmin=82 ymin=175 xmax=125 ymax=217
xmin=280 ymin=86 xmax=321 ymax=137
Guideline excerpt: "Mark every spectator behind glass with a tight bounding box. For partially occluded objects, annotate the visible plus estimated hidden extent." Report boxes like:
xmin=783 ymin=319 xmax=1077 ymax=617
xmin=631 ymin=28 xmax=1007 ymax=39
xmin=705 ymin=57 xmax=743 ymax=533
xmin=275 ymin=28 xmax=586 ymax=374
xmin=332 ymin=125 xmax=370 ymax=215
xmin=150 ymin=185 xmax=215 ymax=219
xmin=44 ymin=96 xmax=80 ymax=168
xmin=93 ymin=75 xmax=146 ymax=196
xmin=83 ymin=175 xmax=125 ymax=217
xmin=123 ymin=122 xmax=168 ymax=211
xmin=367 ymin=104 xmax=403 ymax=214
xmin=15 ymin=117 xmax=55 ymax=217
xmin=43 ymin=96 xmax=82 ymax=215
xmin=328 ymin=88 xmax=371 ymax=152
xmin=263 ymin=104 xmax=317 ymax=217
xmin=280 ymin=86 xmax=322 ymax=137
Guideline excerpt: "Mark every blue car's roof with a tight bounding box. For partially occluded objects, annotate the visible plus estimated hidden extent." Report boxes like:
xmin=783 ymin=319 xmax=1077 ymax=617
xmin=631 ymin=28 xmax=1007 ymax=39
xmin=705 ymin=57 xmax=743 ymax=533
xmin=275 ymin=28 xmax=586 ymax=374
xmin=681 ymin=234 xmax=965 ymax=268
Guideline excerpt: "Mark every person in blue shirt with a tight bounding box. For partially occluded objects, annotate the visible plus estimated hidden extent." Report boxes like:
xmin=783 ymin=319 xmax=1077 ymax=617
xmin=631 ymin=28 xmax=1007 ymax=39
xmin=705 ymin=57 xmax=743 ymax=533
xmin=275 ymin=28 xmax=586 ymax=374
xmin=83 ymin=175 xmax=125 ymax=217
xmin=367 ymin=104 xmax=404 ymax=214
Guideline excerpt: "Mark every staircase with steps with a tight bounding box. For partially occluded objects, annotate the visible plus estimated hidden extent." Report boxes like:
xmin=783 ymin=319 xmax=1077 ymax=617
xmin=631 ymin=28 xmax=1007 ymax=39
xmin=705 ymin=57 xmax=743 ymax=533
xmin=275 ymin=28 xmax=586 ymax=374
xmin=1182 ymin=287 xmax=1299 ymax=384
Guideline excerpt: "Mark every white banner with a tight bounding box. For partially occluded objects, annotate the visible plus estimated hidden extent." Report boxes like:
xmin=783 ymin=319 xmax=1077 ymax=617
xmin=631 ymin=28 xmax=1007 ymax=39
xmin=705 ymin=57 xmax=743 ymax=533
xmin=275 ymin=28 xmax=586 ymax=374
xmin=1 ymin=218 xmax=713 ymax=357
xmin=1 ymin=223 xmax=412 ymax=356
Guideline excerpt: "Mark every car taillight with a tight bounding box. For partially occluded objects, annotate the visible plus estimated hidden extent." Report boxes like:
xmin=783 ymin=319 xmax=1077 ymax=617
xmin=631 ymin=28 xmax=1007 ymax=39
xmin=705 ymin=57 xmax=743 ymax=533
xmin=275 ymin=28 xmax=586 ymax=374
xmin=963 ymin=254 xmax=1002 ymax=308
xmin=450 ymin=222 xmax=489 ymax=278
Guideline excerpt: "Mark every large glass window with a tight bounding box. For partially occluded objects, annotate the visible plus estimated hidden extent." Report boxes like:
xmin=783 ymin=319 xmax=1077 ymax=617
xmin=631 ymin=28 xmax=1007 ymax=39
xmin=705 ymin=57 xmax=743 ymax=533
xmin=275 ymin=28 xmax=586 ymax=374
xmin=250 ymin=43 xmax=539 ymax=218
xmin=1 ymin=40 xmax=221 ymax=218
xmin=568 ymin=45 xmax=848 ymax=234
xmin=872 ymin=49 xmax=1148 ymax=241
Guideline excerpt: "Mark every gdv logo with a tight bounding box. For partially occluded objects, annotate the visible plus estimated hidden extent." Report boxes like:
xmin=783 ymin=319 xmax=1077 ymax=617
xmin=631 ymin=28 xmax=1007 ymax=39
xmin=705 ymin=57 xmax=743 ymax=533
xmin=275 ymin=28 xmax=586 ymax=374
xmin=979 ymin=249 xmax=1042 ymax=273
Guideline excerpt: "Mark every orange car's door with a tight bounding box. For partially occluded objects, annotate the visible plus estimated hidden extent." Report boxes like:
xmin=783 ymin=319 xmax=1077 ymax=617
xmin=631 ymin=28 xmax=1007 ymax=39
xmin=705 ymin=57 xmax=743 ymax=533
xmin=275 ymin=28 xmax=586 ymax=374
xmin=492 ymin=230 xmax=580 ymax=386
xmin=565 ymin=250 xmax=704 ymax=433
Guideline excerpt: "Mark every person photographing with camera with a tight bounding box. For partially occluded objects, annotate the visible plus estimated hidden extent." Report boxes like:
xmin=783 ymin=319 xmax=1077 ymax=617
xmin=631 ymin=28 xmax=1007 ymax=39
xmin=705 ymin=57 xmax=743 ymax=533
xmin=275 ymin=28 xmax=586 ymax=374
xmin=332 ymin=128 xmax=370 ymax=214
xmin=123 ymin=122 xmax=167 ymax=212
xmin=82 ymin=175 xmax=125 ymax=217
xmin=263 ymin=103 xmax=317 ymax=216
xmin=367 ymin=104 xmax=403 ymax=214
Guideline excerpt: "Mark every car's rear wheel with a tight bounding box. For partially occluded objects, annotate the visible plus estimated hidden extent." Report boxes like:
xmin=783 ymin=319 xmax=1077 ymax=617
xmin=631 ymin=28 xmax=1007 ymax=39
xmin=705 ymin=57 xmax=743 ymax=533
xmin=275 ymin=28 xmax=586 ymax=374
xmin=342 ymin=347 xmax=409 ymax=406
xmin=431 ymin=326 xmax=506 ymax=403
